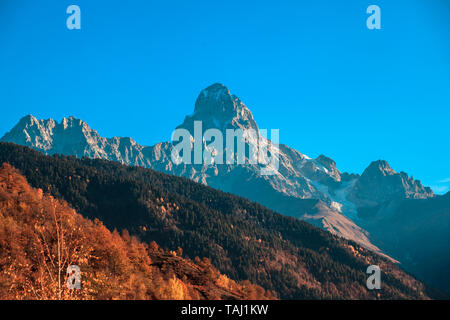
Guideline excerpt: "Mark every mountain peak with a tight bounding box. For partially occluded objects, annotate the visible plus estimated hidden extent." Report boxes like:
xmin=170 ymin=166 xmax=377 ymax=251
xmin=61 ymin=115 xmax=89 ymax=129
xmin=365 ymin=160 xmax=396 ymax=176
xmin=19 ymin=114 xmax=38 ymax=124
xmin=1 ymin=114 xmax=55 ymax=151
xmin=350 ymin=159 xmax=434 ymax=206
xmin=316 ymin=154 xmax=337 ymax=170
xmin=179 ymin=83 xmax=259 ymax=132
xmin=200 ymin=82 xmax=229 ymax=94
xmin=194 ymin=83 xmax=235 ymax=115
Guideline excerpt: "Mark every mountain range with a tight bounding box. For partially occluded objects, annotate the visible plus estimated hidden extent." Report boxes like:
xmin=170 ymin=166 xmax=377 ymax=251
xmin=0 ymin=142 xmax=439 ymax=299
xmin=1 ymin=83 xmax=448 ymax=293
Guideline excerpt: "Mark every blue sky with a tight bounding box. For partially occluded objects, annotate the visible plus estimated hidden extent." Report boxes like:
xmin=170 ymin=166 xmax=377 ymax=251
xmin=1 ymin=0 xmax=449 ymax=193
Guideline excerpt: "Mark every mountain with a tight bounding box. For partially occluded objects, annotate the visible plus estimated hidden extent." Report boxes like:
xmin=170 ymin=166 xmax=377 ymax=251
xmin=0 ymin=114 xmax=149 ymax=165
xmin=344 ymin=160 xmax=450 ymax=293
xmin=0 ymin=162 xmax=273 ymax=300
xmin=0 ymin=85 xmax=384 ymax=252
xmin=356 ymin=191 xmax=450 ymax=293
xmin=0 ymin=83 xmax=439 ymax=282
xmin=0 ymin=142 xmax=440 ymax=299
xmin=349 ymin=160 xmax=433 ymax=207
xmin=179 ymin=83 xmax=259 ymax=132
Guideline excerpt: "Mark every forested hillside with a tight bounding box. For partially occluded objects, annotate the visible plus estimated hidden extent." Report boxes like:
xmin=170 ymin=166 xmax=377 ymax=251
xmin=0 ymin=142 xmax=439 ymax=299
xmin=0 ymin=163 xmax=272 ymax=299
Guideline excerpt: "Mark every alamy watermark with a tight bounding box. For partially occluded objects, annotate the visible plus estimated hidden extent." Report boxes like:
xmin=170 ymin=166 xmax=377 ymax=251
xmin=64 ymin=4 xmax=381 ymax=31
xmin=66 ymin=5 xmax=81 ymax=30
xmin=66 ymin=265 xmax=81 ymax=289
xmin=366 ymin=265 xmax=381 ymax=290
xmin=367 ymin=5 xmax=381 ymax=30
xmin=171 ymin=121 xmax=280 ymax=176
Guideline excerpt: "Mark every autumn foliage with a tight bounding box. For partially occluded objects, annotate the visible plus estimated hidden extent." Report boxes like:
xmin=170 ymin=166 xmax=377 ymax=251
xmin=0 ymin=163 xmax=274 ymax=300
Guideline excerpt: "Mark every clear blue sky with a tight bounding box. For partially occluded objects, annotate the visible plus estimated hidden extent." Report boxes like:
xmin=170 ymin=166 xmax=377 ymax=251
xmin=1 ymin=0 xmax=449 ymax=193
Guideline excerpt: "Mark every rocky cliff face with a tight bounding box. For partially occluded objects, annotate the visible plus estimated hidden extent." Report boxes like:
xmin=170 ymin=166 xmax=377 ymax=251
xmin=0 ymin=83 xmax=434 ymax=257
xmin=350 ymin=160 xmax=434 ymax=207
xmin=179 ymin=83 xmax=259 ymax=133
xmin=1 ymin=115 xmax=149 ymax=166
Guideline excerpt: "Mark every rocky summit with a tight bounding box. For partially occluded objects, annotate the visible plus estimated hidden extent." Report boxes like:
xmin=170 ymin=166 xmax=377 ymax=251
xmin=349 ymin=160 xmax=433 ymax=207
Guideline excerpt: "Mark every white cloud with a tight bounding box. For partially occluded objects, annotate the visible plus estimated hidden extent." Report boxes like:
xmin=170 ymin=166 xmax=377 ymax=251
xmin=438 ymin=178 xmax=450 ymax=183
